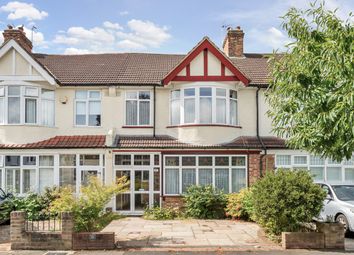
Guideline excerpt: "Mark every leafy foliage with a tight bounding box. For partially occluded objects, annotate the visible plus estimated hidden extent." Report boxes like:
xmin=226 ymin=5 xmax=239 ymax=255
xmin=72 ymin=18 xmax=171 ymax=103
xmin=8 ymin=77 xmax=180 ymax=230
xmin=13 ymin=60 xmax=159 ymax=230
xmin=267 ymin=2 xmax=354 ymax=161
xmin=143 ymin=206 xmax=183 ymax=220
xmin=251 ymin=169 xmax=326 ymax=236
xmin=183 ymin=185 xmax=226 ymax=219
xmin=225 ymin=188 xmax=255 ymax=221
xmin=49 ymin=176 xmax=128 ymax=232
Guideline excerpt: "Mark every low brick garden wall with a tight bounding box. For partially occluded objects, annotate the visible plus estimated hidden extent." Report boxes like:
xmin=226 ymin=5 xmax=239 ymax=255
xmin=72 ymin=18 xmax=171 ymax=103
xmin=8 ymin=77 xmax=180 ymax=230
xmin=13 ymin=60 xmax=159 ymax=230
xmin=73 ymin=232 xmax=115 ymax=250
xmin=0 ymin=225 xmax=10 ymax=243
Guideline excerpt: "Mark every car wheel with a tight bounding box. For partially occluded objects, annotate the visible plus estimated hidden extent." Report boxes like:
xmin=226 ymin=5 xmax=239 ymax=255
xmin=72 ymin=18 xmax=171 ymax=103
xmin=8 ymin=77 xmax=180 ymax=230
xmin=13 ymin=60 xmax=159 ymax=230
xmin=336 ymin=214 xmax=349 ymax=234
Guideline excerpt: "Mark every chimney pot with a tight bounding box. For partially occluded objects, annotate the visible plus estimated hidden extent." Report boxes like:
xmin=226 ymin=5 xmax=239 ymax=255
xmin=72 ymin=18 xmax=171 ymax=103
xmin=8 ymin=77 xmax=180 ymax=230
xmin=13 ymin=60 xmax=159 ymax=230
xmin=223 ymin=26 xmax=244 ymax=57
xmin=2 ymin=27 xmax=33 ymax=52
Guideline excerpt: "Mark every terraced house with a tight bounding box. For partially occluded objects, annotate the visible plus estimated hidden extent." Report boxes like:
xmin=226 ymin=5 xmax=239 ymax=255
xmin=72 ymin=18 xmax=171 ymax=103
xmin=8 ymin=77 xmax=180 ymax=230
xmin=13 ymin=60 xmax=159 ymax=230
xmin=0 ymin=26 xmax=353 ymax=215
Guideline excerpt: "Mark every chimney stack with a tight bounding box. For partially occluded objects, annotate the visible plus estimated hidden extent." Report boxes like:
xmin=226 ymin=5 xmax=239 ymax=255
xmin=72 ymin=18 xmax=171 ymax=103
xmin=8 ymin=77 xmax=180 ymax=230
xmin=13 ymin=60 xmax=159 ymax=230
xmin=223 ymin=26 xmax=244 ymax=58
xmin=2 ymin=25 xmax=33 ymax=52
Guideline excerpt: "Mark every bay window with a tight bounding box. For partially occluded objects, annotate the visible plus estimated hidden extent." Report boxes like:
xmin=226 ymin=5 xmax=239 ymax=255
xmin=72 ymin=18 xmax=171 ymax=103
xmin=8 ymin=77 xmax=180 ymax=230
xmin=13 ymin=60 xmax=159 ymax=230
xmin=164 ymin=155 xmax=247 ymax=195
xmin=125 ymin=91 xmax=151 ymax=126
xmin=170 ymin=87 xmax=238 ymax=126
xmin=0 ymin=86 xmax=54 ymax=126
xmin=75 ymin=90 xmax=101 ymax=126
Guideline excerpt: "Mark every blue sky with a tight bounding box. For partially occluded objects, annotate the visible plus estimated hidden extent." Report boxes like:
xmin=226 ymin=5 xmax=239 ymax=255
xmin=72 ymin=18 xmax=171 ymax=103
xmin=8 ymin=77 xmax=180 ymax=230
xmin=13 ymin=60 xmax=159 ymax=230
xmin=0 ymin=0 xmax=352 ymax=54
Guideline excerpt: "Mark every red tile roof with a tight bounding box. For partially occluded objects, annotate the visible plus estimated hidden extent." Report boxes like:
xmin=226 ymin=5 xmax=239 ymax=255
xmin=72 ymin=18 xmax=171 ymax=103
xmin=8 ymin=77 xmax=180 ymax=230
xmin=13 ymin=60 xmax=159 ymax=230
xmin=0 ymin=135 xmax=106 ymax=149
xmin=114 ymin=135 xmax=286 ymax=149
xmin=33 ymin=52 xmax=273 ymax=86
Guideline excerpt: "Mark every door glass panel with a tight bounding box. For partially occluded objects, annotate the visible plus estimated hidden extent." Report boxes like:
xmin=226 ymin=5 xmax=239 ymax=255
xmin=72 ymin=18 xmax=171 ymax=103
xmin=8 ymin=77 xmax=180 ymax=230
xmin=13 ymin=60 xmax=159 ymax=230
xmin=134 ymin=194 xmax=149 ymax=211
xmin=135 ymin=170 xmax=149 ymax=191
xmin=59 ymin=168 xmax=76 ymax=189
xmin=153 ymin=194 xmax=160 ymax=207
xmin=153 ymin=168 xmax=160 ymax=191
xmin=81 ymin=170 xmax=98 ymax=186
xmin=116 ymin=194 xmax=130 ymax=211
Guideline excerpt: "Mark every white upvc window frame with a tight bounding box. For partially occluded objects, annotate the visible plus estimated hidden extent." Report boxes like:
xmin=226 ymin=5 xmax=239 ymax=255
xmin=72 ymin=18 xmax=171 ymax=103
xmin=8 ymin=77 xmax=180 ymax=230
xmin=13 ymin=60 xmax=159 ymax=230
xmin=170 ymin=86 xmax=238 ymax=126
xmin=124 ymin=90 xmax=152 ymax=126
xmin=74 ymin=90 xmax=102 ymax=127
xmin=163 ymin=155 xmax=247 ymax=196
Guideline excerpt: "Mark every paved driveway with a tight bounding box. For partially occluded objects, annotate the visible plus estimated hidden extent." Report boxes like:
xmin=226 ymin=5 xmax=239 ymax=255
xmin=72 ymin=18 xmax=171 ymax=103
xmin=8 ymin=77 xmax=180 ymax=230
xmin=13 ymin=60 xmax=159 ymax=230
xmin=102 ymin=217 xmax=280 ymax=250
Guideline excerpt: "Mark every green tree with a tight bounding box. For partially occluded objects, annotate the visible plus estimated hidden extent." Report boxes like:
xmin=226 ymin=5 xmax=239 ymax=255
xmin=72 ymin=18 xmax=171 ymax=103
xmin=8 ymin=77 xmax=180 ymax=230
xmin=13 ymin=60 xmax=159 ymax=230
xmin=267 ymin=2 xmax=354 ymax=161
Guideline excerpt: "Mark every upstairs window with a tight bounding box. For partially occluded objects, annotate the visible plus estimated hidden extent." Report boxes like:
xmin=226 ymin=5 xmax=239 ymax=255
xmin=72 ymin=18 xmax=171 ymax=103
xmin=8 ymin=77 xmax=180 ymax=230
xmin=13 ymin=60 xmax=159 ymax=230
xmin=125 ymin=91 xmax=151 ymax=126
xmin=75 ymin=90 xmax=101 ymax=126
xmin=170 ymin=87 xmax=238 ymax=126
xmin=0 ymin=86 xmax=54 ymax=126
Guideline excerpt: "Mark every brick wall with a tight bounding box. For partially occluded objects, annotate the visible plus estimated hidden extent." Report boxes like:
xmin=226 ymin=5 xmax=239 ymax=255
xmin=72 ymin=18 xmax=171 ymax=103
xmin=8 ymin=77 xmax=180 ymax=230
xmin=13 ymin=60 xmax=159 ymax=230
xmin=162 ymin=196 xmax=184 ymax=208
xmin=10 ymin=211 xmax=73 ymax=250
xmin=72 ymin=232 xmax=115 ymax=250
xmin=248 ymin=154 xmax=275 ymax=185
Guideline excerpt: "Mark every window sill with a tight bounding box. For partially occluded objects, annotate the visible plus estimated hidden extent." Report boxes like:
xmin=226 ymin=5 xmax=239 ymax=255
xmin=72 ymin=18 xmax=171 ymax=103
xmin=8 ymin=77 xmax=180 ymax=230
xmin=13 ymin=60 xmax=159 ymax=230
xmin=166 ymin=124 xmax=242 ymax=129
xmin=122 ymin=125 xmax=153 ymax=128
xmin=0 ymin=124 xmax=56 ymax=128
xmin=74 ymin=125 xmax=102 ymax=128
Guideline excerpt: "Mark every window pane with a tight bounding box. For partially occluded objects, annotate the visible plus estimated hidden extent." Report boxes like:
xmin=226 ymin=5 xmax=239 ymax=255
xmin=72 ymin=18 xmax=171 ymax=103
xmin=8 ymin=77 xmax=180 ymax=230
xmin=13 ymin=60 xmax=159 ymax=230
xmin=126 ymin=100 xmax=137 ymax=125
xmin=23 ymin=169 xmax=36 ymax=193
xmin=59 ymin=168 xmax=76 ymax=188
xmin=23 ymin=156 xmax=36 ymax=166
xmin=200 ymin=97 xmax=212 ymax=123
xmin=41 ymin=99 xmax=55 ymax=126
xmin=116 ymin=170 xmax=131 ymax=183
xmin=134 ymin=155 xmax=150 ymax=165
xmin=135 ymin=170 xmax=149 ymax=191
xmin=200 ymin=88 xmax=212 ymax=96
xmin=135 ymin=194 xmax=149 ymax=211
xmin=230 ymin=90 xmax=237 ymax=99
xmin=165 ymin=156 xmax=179 ymax=166
xmin=8 ymin=97 xmax=20 ymax=124
xmin=216 ymin=98 xmax=226 ymax=123
xmin=215 ymin=169 xmax=229 ymax=193
xmin=232 ymin=156 xmax=246 ymax=166
xmin=0 ymin=86 xmax=4 ymax=96
xmin=276 ymin=155 xmax=291 ymax=166
xmin=75 ymin=91 xmax=87 ymax=99
xmin=41 ymin=89 xmax=54 ymax=100
xmin=310 ymin=167 xmax=324 ymax=181
xmin=0 ymin=98 xmax=4 ymax=124
xmin=60 ymin=155 xmax=76 ymax=166
xmin=80 ymin=155 xmax=99 ymax=166
xmin=5 ymin=156 xmax=20 ymax=166
xmin=154 ymin=168 xmax=160 ymax=191
xmin=39 ymin=156 xmax=54 ymax=166
xmin=25 ymin=87 xmax=38 ymax=97
xmin=89 ymin=91 xmax=100 ymax=99
xmin=230 ymin=99 xmax=237 ymax=125
xmin=25 ymin=98 xmax=37 ymax=124
xmin=198 ymin=168 xmax=212 ymax=186
xmin=215 ymin=156 xmax=229 ymax=166
xmin=126 ymin=92 xmax=137 ymax=99
xmin=184 ymin=88 xmax=195 ymax=97
xmin=294 ymin=156 xmax=307 ymax=165
xmin=310 ymin=155 xmax=325 ymax=165
xmin=344 ymin=156 xmax=354 ymax=166
xmin=139 ymin=91 xmax=150 ymax=99
xmin=182 ymin=156 xmax=196 ymax=166
xmin=232 ymin=169 xmax=246 ymax=192
xmin=216 ymin=88 xmax=226 ymax=97
xmin=76 ymin=101 xmax=86 ymax=125
xmin=184 ymin=98 xmax=195 ymax=123
xmin=115 ymin=155 xmax=131 ymax=165
xmin=327 ymin=167 xmax=342 ymax=181
xmin=139 ymin=101 xmax=150 ymax=125
xmin=6 ymin=169 xmax=20 ymax=193
xmin=171 ymin=98 xmax=180 ymax=125
xmin=171 ymin=90 xmax=180 ymax=100
xmin=165 ymin=169 xmax=179 ymax=194
xmin=39 ymin=168 xmax=54 ymax=192
xmin=116 ymin=194 xmax=130 ymax=211
xmin=199 ymin=156 xmax=212 ymax=166
xmin=182 ymin=169 xmax=196 ymax=193
xmin=345 ymin=168 xmax=354 ymax=182
xmin=88 ymin=101 xmax=101 ymax=126
xmin=8 ymin=86 xmax=20 ymax=96
xmin=328 ymin=158 xmax=341 ymax=165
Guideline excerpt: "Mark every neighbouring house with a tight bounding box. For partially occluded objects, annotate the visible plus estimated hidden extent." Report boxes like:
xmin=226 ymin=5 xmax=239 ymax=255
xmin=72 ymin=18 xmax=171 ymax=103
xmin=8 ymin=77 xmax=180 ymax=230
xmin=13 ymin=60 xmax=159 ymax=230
xmin=0 ymin=26 xmax=353 ymax=215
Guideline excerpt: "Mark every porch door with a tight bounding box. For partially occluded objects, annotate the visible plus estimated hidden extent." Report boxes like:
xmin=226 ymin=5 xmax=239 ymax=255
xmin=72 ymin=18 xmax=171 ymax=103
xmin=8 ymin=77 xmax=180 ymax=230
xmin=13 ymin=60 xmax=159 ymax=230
xmin=78 ymin=167 xmax=102 ymax=187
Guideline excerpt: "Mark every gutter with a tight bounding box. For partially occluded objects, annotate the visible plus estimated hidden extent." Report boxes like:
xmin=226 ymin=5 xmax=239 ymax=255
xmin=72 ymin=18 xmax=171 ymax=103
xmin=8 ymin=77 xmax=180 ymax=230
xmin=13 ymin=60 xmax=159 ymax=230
xmin=256 ymin=86 xmax=268 ymax=177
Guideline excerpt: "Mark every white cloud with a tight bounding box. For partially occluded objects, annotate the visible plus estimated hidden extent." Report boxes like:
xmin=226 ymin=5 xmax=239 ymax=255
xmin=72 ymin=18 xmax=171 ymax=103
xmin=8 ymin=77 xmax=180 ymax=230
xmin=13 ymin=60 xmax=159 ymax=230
xmin=249 ymin=27 xmax=292 ymax=51
xmin=54 ymin=19 xmax=171 ymax=54
xmin=0 ymin=1 xmax=48 ymax=21
xmin=119 ymin=11 xmax=129 ymax=16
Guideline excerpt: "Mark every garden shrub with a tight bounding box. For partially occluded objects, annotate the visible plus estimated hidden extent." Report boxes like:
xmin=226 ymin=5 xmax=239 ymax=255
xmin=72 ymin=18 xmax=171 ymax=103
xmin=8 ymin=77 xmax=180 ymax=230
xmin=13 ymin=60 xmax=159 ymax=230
xmin=49 ymin=176 xmax=128 ymax=232
xmin=251 ymin=169 xmax=326 ymax=236
xmin=183 ymin=185 xmax=226 ymax=219
xmin=143 ymin=206 xmax=182 ymax=220
xmin=225 ymin=188 xmax=255 ymax=220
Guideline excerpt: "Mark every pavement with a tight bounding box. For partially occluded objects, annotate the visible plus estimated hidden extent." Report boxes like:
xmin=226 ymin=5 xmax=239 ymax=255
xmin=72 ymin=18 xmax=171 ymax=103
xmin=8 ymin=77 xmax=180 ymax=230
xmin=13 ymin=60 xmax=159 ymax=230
xmin=101 ymin=217 xmax=279 ymax=250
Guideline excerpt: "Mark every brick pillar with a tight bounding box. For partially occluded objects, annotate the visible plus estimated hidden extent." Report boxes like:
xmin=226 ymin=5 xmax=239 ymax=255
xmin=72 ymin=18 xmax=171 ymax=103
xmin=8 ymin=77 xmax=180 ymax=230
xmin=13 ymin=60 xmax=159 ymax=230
xmin=10 ymin=211 xmax=26 ymax=250
xmin=248 ymin=154 xmax=261 ymax=185
xmin=61 ymin=212 xmax=73 ymax=250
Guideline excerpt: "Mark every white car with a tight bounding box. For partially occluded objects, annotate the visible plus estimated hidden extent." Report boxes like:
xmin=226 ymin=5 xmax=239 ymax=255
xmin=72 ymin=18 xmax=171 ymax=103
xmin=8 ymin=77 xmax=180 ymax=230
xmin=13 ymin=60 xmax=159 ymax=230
xmin=316 ymin=182 xmax=354 ymax=233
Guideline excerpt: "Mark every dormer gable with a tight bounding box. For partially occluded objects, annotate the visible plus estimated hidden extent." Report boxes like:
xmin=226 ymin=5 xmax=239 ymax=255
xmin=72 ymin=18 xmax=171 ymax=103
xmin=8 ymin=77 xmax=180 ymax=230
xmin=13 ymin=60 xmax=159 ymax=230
xmin=162 ymin=37 xmax=250 ymax=86
xmin=0 ymin=39 xmax=57 ymax=85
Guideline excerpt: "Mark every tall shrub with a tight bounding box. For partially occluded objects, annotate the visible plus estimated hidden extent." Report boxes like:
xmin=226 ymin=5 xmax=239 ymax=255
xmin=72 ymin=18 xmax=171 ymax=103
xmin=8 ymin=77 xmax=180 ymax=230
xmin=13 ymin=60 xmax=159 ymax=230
xmin=251 ymin=169 xmax=326 ymax=236
xmin=225 ymin=188 xmax=255 ymax=220
xmin=50 ymin=176 xmax=128 ymax=232
xmin=183 ymin=185 xmax=226 ymax=219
